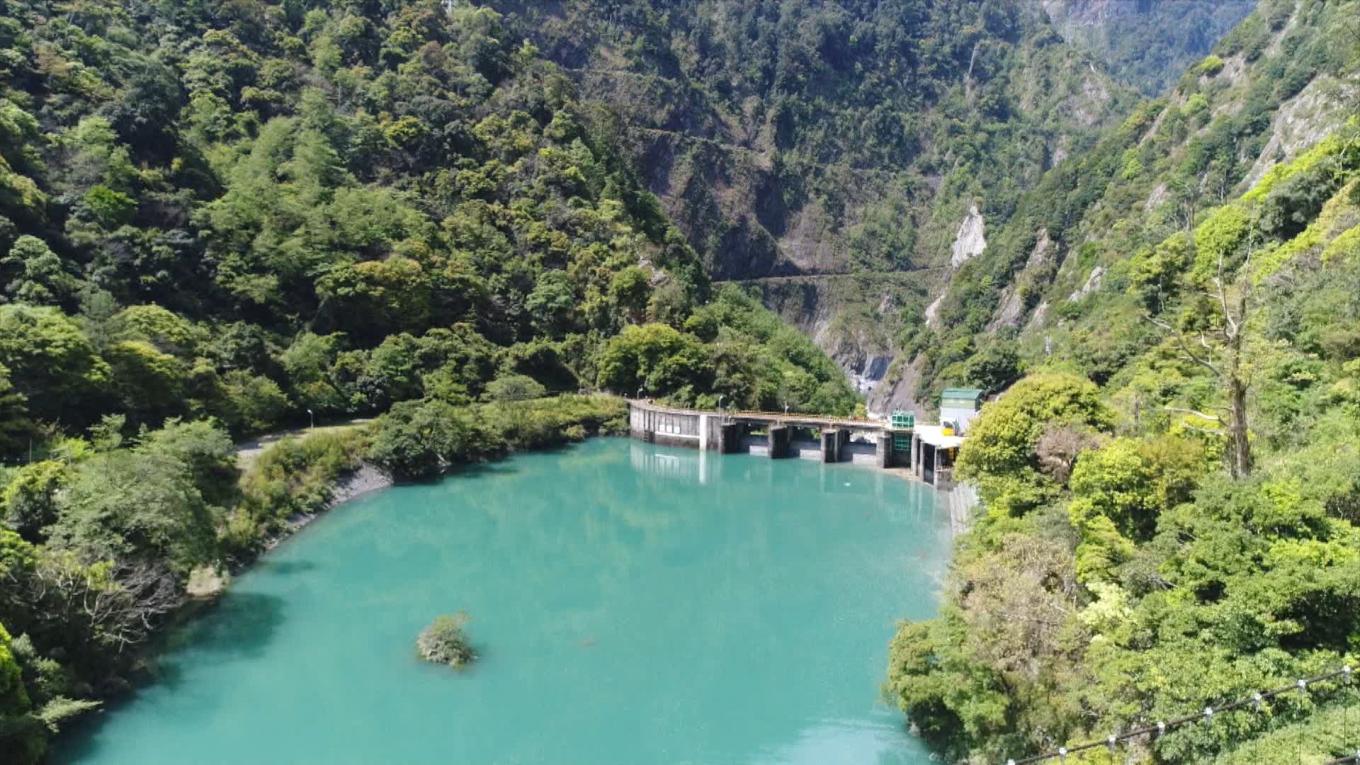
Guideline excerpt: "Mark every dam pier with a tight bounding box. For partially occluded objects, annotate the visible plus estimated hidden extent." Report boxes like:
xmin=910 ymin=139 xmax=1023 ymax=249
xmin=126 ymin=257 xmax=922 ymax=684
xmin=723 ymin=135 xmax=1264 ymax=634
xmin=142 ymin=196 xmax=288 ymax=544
xmin=626 ymin=399 xmax=963 ymax=488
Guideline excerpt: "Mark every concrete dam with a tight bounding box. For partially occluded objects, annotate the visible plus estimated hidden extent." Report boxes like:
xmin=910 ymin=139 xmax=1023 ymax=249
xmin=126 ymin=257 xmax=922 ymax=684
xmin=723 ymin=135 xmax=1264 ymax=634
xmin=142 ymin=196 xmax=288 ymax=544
xmin=626 ymin=399 xmax=961 ymax=488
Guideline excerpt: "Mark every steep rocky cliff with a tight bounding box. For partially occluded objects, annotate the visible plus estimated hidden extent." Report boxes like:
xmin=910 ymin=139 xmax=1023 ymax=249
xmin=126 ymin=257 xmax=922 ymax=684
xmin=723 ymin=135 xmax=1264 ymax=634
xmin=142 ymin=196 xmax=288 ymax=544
xmin=740 ymin=273 xmax=922 ymax=398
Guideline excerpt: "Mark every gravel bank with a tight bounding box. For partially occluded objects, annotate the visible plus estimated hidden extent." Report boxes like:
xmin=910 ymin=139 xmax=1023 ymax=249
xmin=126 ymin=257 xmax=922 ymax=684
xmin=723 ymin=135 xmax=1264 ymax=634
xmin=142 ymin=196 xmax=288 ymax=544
xmin=264 ymin=463 xmax=394 ymax=551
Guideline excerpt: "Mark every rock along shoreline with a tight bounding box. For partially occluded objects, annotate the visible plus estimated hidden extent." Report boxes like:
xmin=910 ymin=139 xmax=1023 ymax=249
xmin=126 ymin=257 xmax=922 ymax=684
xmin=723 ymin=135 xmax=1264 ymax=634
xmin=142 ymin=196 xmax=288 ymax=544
xmin=262 ymin=462 xmax=395 ymax=553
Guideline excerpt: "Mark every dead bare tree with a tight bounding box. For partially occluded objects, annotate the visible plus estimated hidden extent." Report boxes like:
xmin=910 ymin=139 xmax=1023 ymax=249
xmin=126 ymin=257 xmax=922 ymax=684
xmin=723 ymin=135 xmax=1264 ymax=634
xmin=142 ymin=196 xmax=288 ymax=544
xmin=1147 ymin=222 xmax=1256 ymax=479
xmin=29 ymin=554 xmax=184 ymax=655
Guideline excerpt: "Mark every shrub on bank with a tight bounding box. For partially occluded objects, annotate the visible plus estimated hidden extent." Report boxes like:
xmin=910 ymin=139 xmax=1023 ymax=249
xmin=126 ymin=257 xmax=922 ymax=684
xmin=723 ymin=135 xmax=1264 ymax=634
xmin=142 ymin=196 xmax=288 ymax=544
xmin=367 ymin=395 xmax=626 ymax=481
xmin=225 ymin=429 xmax=369 ymax=558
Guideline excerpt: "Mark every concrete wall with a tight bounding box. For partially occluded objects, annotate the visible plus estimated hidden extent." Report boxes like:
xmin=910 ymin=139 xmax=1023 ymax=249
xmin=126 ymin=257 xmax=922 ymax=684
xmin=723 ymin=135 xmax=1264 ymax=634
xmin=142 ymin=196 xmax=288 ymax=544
xmin=629 ymin=401 xmax=729 ymax=450
xmin=944 ymin=482 xmax=980 ymax=535
xmin=939 ymin=406 xmax=981 ymax=435
xmin=843 ymin=442 xmax=879 ymax=466
xmin=629 ymin=405 xmax=701 ymax=440
xmin=743 ymin=435 xmax=770 ymax=456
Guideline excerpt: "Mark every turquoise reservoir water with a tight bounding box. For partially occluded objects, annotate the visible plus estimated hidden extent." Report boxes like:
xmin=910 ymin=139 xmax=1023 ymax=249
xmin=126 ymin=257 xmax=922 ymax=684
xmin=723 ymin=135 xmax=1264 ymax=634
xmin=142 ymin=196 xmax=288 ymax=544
xmin=58 ymin=439 xmax=950 ymax=764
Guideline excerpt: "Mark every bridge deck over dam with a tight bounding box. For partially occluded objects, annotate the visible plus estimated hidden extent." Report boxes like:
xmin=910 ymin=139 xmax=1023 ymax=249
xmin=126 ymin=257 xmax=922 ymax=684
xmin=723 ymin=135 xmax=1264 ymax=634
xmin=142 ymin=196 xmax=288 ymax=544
xmin=627 ymin=400 xmax=960 ymax=488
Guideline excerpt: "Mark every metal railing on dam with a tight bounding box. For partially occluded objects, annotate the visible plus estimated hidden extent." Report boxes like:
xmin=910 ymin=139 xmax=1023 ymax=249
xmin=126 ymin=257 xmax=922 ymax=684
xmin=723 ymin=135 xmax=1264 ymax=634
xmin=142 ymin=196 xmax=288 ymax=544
xmin=627 ymin=398 xmax=893 ymax=432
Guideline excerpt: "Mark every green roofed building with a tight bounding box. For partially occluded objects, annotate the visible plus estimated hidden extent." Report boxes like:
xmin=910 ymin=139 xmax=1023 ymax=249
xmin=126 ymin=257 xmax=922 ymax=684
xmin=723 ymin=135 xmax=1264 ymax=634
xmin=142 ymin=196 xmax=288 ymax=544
xmin=939 ymin=388 xmax=985 ymax=435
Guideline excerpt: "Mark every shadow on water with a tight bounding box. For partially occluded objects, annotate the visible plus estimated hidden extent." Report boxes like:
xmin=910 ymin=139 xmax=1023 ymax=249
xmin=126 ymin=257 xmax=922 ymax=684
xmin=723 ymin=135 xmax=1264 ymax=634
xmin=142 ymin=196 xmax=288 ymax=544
xmin=52 ymin=704 xmax=110 ymax=762
xmin=392 ymin=460 xmax=520 ymax=487
xmin=444 ymin=460 xmax=518 ymax=479
xmin=52 ymin=591 xmax=286 ymax=763
xmin=150 ymin=592 xmax=287 ymax=691
xmin=175 ymin=592 xmax=286 ymax=660
xmin=256 ymin=558 xmax=317 ymax=576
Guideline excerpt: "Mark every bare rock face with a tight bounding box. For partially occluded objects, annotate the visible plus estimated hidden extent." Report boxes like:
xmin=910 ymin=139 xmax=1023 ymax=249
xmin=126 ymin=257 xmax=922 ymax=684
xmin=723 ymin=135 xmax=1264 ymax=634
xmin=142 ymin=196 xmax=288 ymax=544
xmin=990 ymin=287 xmax=1026 ymax=332
xmin=950 ymin=204 xmax=988 ymax=268
xmin=750 ymin=276 xmax=901 ymax=400
xmin=923 ymin=293 xmax=946 ymax=330
xmin=1146 ymin=182 xmax=1170 ymax=211
xmin=1027 ymin=300 xmax=1051 ymax=331
xmin=1069 ymin=266 xmax=1105 ymax=301
xmin=866 ymin=354 xmax=928 ymax=419
xmin=829 ymin=334 xmax=899 ymax=399
xmin=1027 ymin=229 xmax=1058 ymax=268
xmin=852 ymin=355 xmax=893 ymax=396
xmin=927 ymin=204 xmax=988 ymax=331
xmin=778 ymin=198 xmax=851 ymax=274
xmin=186 ymin=565 xmax=230 ymax=599
xmin=329 ymin=463 xmax=393 ymax=508
xmin=1244 ymin=74 xmax=1360 ymax=190
xmin=989 ymin=229 xmax=1057 ymax=331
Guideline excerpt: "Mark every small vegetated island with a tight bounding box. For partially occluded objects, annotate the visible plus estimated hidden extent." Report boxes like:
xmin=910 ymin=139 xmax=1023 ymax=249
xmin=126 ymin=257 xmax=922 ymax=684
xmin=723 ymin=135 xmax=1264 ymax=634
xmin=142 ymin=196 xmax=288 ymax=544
xmin=417 ymin=613 xmax=476 ymax=669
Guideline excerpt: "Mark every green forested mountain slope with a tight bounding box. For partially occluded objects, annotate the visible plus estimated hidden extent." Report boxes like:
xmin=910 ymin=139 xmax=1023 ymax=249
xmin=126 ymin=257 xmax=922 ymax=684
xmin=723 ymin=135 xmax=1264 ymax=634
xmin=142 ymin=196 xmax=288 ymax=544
xmin=1041 ymin=0 xmax=1257 ymax=96
xmin=487 ymin=0 xmax=1131 ymax=274
xmin=0 ymin=2 xmax=858 ymax=759
xmin=904 ymin=0 xmax=1360 ymax=405
xmin=1 ymin=0 xmax=1357 ymax=761
xmin=481 ymin=0 xmax=1139 ymax=389
xmin=887 ymin=0 xmax=1360 ymax=761
xmin=0 ymin=0 xmax=856 ymax=447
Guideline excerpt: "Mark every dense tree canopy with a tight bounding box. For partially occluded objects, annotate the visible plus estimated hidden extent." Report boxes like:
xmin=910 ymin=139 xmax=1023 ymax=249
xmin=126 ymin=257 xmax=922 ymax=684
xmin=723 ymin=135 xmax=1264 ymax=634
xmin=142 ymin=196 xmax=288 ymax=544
xmin=3 ymin=0 xmax=1353 ymax=762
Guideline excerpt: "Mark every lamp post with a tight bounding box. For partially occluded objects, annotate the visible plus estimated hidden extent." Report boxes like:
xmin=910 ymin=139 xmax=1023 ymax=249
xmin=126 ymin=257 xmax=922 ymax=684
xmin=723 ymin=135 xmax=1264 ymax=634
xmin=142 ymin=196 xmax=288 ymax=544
xmin=307 ymin=409 xmax=314 ymax=430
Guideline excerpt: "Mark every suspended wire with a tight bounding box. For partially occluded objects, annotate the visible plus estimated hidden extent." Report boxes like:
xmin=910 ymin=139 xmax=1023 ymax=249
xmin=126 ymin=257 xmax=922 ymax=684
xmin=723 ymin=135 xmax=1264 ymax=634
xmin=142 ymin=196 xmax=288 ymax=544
xmin=1004 ymin=665 xmax=1354 ymax=765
